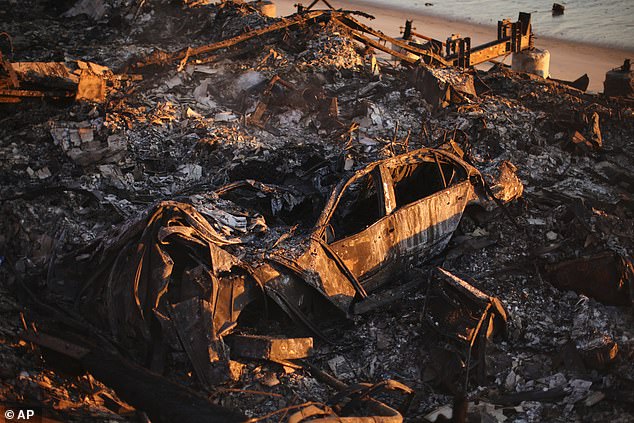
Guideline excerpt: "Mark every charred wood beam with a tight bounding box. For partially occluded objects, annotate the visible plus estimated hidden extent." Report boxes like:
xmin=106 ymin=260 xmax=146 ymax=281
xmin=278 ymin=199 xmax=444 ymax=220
xmin=411 ymin=30 xmax=446 ymax=46
xmin=132 ymin=10 xmax=331 ymax=70
xmin=335 ymin=15 xmax=449 ymax=66
xmin=228 ymin=335 xmax=314 ymax=361
xmin=344 ymin=28 xmax=419 ymax=65
xmin=0 ymin=88 xmax=75 ymax=102
xmin=297 ymin=359 xmax=349 ymax=391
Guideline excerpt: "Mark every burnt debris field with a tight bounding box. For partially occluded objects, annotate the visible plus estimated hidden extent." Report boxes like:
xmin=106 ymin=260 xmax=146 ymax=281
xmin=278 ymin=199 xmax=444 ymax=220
xmin=0 ymin=1 xmax=633 ymax=422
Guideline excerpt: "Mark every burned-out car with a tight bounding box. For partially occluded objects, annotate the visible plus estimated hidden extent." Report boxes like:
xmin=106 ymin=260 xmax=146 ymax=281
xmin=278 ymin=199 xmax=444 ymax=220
xmin=247 ymin=147 xmax=485 ymax=324
xmin=64 ymin=147 xmax=493 ymax=384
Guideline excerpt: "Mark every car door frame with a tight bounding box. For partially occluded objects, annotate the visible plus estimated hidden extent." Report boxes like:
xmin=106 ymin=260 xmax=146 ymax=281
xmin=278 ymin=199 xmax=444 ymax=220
xmin=314 ymin=164 xmax=399 ymax=291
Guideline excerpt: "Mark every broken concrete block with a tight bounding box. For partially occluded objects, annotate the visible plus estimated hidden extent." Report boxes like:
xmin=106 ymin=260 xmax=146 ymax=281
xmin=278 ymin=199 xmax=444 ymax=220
xmin=512 ymin=48 xmax=550 ymax=79
xmin=50 ymin=128 xmax=66 ymax=146
xmin=228 ymin=335 xmax=313 ymax=361
xmin=165 ymin=74 xmax=183 ymax=89
xmin=36 ymin=167 xmax=51 ymax=179
xmin=69 ymin=130 xmax=82 ymax=147
xmin=214 ymin=112 xmax=238 ymax=122
xmin=584 ymin=391 xmax=605 ymax=407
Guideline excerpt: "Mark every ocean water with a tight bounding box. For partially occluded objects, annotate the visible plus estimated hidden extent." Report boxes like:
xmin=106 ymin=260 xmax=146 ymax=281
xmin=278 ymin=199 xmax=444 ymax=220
xmin=360 ymin=0 xmax=634 ymax=51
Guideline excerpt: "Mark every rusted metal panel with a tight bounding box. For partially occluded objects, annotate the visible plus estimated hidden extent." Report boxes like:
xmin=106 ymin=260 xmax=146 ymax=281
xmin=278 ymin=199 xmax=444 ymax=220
xmin=228 ymin=335 xmax=314 ymax=360
xmin=132 ymin=10 xmax=333 ymax=69
xmin=0 ymin=57 xmax=135 ymax=103
xmin=544 ymin=251 xmax=633 ymax=306
xmin=469 ymin=42 xmax=508 ymax=66
xmin=0 ymin=88 xmax=75 ymax=102
xmin=329 ymin=214 xmax=395 ymax=285
xmin=335 ymin=15 xmax=449 ymax=66
xmin=390 ymin=181 xmax=473 ymax=266
xmin=292 ymin=239 xmax=359 ymax=312
xmin=12 ymin=61 xmax=77 ymax=85
xmin=445 ymin=13 xmax=533 ymax=67
xmin=212 ymin=272 xmax=260 ymax=335
xmin=423 ymin=268 xmax=508 ymax=387
xmin=426 ymin=268 xmax=507 ymax=346
xmin=170 ymin=298 xmax=235 ymax=386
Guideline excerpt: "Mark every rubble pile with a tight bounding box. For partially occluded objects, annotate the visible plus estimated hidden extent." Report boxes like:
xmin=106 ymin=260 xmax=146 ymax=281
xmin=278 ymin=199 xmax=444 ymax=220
xmin=0 ymin=1 xmax=633 ymax=422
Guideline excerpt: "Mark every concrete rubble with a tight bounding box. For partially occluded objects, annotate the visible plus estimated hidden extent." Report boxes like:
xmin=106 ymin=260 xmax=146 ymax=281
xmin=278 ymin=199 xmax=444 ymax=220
xmin=0 ymin=1 xmax=633 ymax=422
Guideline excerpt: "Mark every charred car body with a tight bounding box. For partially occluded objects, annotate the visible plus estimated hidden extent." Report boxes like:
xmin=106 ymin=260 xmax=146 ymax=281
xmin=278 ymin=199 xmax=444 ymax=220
xmin=62 ymin=147 xmax=492 ymax=384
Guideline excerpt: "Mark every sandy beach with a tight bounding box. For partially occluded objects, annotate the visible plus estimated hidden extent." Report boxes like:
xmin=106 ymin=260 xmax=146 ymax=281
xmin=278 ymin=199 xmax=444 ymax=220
xmin=275 ymin=0 xmax=632 ymax=92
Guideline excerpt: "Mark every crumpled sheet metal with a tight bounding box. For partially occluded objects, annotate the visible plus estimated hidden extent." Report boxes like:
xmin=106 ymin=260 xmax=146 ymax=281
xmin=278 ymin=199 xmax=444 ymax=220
xmin=288 ymin=380 xmax=414 ymax=423
xmin=544 ymin=251 xmax=633 ymax=306
xmin=289 ymin=402 xmax=401 ymax=423
xmin=426 ymin=268 xmax=508 ymax=346
xmin=71 ymin=148 xmax=503 ymax=385
xmin=78 ymin=201 xmax=261 ymax=384
xmin=486 ymin=161 xmax=524 ymax=207
xmin=423 ymin=268 xmax=508 ymax=388
xmin=312 ymin=148 xmax=483 ymax=293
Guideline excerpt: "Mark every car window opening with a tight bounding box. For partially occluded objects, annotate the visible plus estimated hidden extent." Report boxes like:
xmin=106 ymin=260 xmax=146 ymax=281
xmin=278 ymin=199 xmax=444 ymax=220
xmin=389 ymin=161 xmax=466 ymax=209
xmin=330 ymin=172 xmax=381 ymax=241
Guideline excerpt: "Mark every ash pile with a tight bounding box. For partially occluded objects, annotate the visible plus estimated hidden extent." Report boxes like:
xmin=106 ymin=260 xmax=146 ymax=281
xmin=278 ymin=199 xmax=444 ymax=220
xmin=0 ymin=1 xmax=633 ymax=422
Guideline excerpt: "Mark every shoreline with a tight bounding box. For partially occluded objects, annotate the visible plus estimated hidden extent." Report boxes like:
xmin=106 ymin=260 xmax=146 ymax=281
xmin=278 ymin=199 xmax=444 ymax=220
xmin=347 ymin=0 xmax=634 ymax=53
xmin=274 ymin=0 xmax=633 ymax=92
